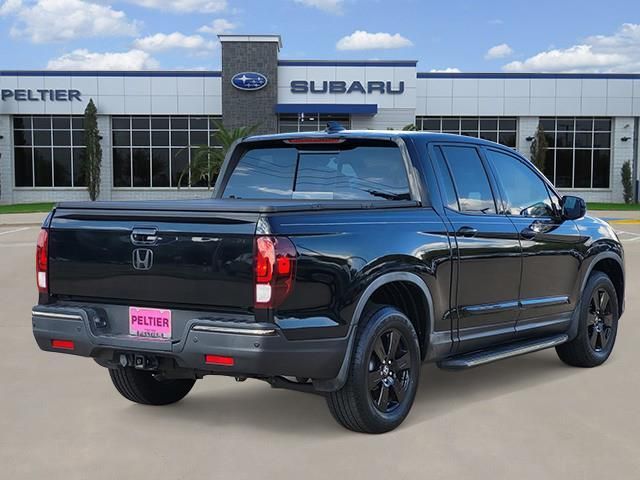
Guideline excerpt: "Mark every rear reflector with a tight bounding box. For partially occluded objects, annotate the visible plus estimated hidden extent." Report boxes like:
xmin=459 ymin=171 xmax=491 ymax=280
xmin=51 ymin=339 xmax=74 ymax=350
xmin=205 ymin=354 xmax=234 ymax=366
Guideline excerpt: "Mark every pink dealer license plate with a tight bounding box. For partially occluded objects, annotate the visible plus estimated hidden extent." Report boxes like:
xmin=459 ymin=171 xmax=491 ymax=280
xmin=129 ymin=307 xmax=172 ymax=339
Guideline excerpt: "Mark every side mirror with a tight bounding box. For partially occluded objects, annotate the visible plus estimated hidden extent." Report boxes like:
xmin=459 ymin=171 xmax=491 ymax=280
xmin=561 ymin=195 xmax=586 ymax=220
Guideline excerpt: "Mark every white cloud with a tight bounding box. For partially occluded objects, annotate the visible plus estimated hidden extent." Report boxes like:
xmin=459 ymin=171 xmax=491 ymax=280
xmin=488 ymin=19 xmax=503 ymax=25
xmin=485 ymin=43 xmax=513 ymax=59
xmin=336 ymin=30 xmax=413 ymax=51
xmin=0 ymin=0 xmax=22 ymax=15
xmin=293 ymin=0 xmax=343 ymax=14
xmin=3 ymin=0 xmax=138 ymax=43
xmin=503 ymin=23 xmax=640 ymax=73
xmin=128 ymin=0 xmax=226 ymax=13
xmin=198 ymin=18 xmax=236 ymax=35
xmin=429 ymin=67 xmax=461 ymax=73
xmin=133 ymin=32 xmax=216 ymax=52
xmin=47 ymin=49 xmax=158 ymax=70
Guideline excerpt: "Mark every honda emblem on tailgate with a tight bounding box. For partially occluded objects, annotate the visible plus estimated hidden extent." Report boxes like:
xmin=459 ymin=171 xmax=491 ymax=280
xmin=132 ymin=248 xmax=154 ymax=271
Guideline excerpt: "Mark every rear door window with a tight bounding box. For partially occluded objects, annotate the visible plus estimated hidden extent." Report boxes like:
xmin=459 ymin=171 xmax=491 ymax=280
xmin=439 ymin=145 xmax=496 ymax=214
xmin=222 ymin=140 xmax=411 ymax=201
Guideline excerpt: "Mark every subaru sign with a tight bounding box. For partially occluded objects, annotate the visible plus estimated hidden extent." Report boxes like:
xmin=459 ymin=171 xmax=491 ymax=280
xmin=231 ymin=72 xmax=268 ymax=91
xmin=290 ymin=80 xmax=405 ymax=95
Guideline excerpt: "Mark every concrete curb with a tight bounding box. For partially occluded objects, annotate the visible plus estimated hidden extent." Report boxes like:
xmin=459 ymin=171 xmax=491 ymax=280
xmin=0 ymin=223 xmax=42 ymax=228
xmin=0 ymin=213 xmax=48 ymax=228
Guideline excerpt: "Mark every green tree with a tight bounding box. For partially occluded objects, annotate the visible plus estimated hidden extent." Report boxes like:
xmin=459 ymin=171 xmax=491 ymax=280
xmin=83 ymin=99 xmax=102 ymax=201
xmin=530 ymin=123 xmax=549 ymax=173
xmin=621 ymin=160 xmax=633 ymax=204
xmin=178 ymin=121 xmax=256 ymax=189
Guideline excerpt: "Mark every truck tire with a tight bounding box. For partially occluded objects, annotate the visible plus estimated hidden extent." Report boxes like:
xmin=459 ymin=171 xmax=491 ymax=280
xmin=327 ymin=306 xmax=421 ymax=434
xmin=556 ymin=271 xmax=619 ymax=368
xmin=109 ymin=367 xmax=196 ymax=405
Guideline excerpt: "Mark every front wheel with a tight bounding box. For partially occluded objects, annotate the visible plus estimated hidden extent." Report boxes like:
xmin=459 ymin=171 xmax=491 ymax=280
xmin=327 ymin=306 xmax=421 ymax=434
xmin=556 ymin=271 xmax=619 ymax=367
xmin=109 ymin=367 xmax=196 ymax=405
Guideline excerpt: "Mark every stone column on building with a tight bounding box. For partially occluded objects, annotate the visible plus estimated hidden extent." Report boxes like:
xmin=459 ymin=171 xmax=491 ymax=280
xmin=219 ymin=35 xmax=281 ymax=135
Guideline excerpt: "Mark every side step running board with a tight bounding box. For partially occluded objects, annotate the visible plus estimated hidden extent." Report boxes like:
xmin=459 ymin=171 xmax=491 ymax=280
xmin=437 ymin=334 xmax=569 ymax=370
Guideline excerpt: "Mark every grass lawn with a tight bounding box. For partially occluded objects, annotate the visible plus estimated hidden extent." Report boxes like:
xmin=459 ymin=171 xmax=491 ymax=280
xmin=587 ymin=202 xmax=640 ymax=211
xmin=0 ymin=203 xmax=55 ymax=214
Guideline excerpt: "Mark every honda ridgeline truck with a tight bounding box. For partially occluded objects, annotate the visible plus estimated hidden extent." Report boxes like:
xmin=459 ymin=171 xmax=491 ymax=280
xmin=32 ymin=125 xmax=625 ymax=433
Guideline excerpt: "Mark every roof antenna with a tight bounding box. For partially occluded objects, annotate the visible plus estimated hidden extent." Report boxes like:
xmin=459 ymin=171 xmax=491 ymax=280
xmin=325 ymin=121 xmax=346 ymax=133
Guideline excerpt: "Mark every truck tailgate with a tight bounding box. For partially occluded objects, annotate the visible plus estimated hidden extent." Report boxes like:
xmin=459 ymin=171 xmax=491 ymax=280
xmin=48 ymin=205 xmax=258 ymax=310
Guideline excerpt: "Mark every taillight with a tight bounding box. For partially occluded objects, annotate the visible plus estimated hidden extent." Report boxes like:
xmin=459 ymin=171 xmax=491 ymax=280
xmin=254 ymin=236 xmax=296 ymax=309
xmin=36 ymin=229 xmax=49 ymax=294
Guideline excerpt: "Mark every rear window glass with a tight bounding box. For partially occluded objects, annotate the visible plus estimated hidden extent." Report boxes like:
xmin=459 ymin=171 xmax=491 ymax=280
xmin=440 ymin=145 xmax=496 ymax=214
xmin=222 ymin=140 xmax=411 ymax=201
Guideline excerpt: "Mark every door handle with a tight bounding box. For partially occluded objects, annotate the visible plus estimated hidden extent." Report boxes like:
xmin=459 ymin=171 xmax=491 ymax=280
xmin=520 ymin=228 xmax=536 ymax=240
xmin=131 ymin=227 xmax=158 ymax=246
xmin=457 ymin=226 xmax=478 ymax=238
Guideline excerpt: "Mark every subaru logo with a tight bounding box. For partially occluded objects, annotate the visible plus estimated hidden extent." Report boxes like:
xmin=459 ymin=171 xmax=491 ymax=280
xmin=231 ymin=72 xmax=268 ymax=91
xmin=132 ymin=249 xmax=154 ymax=271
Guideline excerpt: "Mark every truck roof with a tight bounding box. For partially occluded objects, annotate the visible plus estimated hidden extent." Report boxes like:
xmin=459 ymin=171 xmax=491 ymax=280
xmin=244 ymin=128 xmax=511 ymax=149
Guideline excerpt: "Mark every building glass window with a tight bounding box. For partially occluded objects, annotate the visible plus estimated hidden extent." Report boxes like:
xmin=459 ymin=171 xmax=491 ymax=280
xmin=539 ymin=117 xmax=612 ymax=189
xmin=13 ymin=115 xmax=86 ymax=188
xmin=111 ymin=116 xmax=222 ymax=188
xmin=278 ymin=113 xmax=350 ymax=133
xmin=415 ymin=117 xmax=518 ymax=148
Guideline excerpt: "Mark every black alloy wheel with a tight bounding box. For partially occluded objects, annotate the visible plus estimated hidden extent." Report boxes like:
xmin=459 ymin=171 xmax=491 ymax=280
xmin=327 ymin=305 xmax=421 ymax=433
xmin=556 ymin=271 xmax=619 ymax=368
xmin=368 ymin=328 xmax=412 ymax=413
xmin=587 ymin=288 xmax=614 ymax=353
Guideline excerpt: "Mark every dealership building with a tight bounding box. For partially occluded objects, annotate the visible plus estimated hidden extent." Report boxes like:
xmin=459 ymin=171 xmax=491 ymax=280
xmin=1 ymin=34 xmax=639 ymax=205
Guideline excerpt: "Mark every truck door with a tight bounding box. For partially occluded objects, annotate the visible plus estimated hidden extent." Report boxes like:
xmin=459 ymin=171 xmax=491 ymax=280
xmin=482 ymin=146 xmax=582 ymax=336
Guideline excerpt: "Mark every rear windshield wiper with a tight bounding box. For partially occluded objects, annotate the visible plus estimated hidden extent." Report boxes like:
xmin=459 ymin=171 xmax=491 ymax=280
xmin=365 ymin=189 xmax=411 ymax=201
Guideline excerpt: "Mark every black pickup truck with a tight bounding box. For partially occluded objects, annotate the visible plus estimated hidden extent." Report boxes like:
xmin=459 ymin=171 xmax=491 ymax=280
xmin=32 ymin=125 xmax=625 ymax=433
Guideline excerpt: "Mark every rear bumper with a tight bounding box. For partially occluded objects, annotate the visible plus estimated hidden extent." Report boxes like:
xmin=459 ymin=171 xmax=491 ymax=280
xmin=32 ymin=304 xmax=348 ymax=380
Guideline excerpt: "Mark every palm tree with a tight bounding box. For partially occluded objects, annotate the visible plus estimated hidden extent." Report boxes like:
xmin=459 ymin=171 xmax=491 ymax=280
xmin=177 ymin=120 xmax=256 ymax=189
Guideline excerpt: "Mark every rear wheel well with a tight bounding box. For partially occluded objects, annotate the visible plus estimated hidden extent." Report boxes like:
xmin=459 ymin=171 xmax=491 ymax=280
xmin=591 ymin=258 xmax=624 ymax=316
xmin=367 ymin=281 xmax=429 ymax=359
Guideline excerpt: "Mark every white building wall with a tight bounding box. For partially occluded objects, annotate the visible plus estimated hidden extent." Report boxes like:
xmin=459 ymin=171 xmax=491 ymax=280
xmin=416 ymin=76 xmax=640 ymax=117
xmin=0 ymin=115 xmax=12 ymax=204
xmin=351 ymin=109 xmax=415 ymax=130
xmin=515 ymin=116 xmax=539 ymax=158
xmin=97 ymin=115 xmax=112 ymax=201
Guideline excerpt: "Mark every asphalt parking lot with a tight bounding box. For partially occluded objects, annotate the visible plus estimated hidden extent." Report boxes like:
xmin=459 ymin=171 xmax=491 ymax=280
xmin=1 ymin=216 xmax=640 ymax=480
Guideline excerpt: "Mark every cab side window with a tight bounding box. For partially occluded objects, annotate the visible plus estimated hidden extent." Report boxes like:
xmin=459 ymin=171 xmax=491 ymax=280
xmin=485 ymin=148 xmax=555 ymax=218
xmin=440 ymin=145 xmax=496 ymax=214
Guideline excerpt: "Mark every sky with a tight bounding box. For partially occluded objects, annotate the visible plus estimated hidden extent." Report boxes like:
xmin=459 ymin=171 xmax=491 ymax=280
xmin=0 ymin=0 xmax=639 ymax=72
